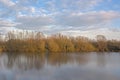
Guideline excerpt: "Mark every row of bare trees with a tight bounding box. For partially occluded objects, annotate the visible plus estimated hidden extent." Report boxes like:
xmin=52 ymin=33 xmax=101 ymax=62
xmin=0 ymin=31 xmax=120 ymax=53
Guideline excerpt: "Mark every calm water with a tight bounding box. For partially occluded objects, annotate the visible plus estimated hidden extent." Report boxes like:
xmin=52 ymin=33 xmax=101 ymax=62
xmin=0 ymin=52 xmax=120 ymax=80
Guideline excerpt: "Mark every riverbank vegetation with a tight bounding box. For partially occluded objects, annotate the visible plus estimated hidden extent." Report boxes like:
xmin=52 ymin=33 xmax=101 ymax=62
xmin=0 ymin=31 xmax=120 ymax=53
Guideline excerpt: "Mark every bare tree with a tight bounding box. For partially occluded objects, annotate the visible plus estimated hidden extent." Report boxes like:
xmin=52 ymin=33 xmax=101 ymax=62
xmin=96 ymin=35 xmax=108 ymax=52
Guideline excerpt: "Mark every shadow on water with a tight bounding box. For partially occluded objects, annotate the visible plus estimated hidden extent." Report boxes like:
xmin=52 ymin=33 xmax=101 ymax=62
xmin=0 ymin=52 xmax=120 ymax=80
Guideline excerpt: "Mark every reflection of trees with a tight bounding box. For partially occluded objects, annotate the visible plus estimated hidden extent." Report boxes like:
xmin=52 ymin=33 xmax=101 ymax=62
xmin=46 ymin=53 xmax=88 ymax=66
xmin=75 ymin=54 xmax=89 ymax=65
xmin=96 ymin=53 xmax=106 ymax=67
xmin=1 ymin=53 xmax=89 ymax=70
xmin=5 ymin=53 xmax=45 ymax=71
xmin=46 ymin=53 xmax=70 ymax=66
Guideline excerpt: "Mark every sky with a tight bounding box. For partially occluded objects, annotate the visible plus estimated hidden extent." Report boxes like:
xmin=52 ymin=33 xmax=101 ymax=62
xmin=0 ymin=0 xmax=120 ymax=40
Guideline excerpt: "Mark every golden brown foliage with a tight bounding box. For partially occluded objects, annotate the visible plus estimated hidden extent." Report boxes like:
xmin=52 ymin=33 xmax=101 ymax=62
xmin=0 ymin=31 xmax=119 ymax=53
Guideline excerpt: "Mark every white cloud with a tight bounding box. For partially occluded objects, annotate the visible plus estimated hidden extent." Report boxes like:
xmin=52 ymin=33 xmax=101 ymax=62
xmin=55 ymin=11 xmax=120 ymax=28
xmin=0 ymin=27 xmax=20 ymax=35
xmin=0 ymin=0 xmax=104 ymax=18
xmin=0 ymin=19 xmax=17 ymax=27
xmin=30 ymin=7 xmax=35 ymax=13
xmin=14 ymin=11 xmax=120 ymax=29
xmin=0 ymin=0 xmax=38 ymax=18
xmin=12 ymin=10 xmax=120 ymax=36
xmin=0 ymin=0 xmax=15 ymax=7
xmin=15 ymin=15 xmax=54 ymax=30
xmin=45 ymin=0 xmax=103 ymax=12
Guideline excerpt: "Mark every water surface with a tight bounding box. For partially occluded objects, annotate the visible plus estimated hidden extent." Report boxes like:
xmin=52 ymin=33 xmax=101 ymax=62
xmin=0 ymin=52 xmax=120 ymax=80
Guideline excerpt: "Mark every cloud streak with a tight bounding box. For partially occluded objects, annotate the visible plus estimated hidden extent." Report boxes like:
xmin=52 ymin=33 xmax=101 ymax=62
xmin=55 ymin=11 xmax=120 ymax=28
xmin=0 ymin=19 xmax=17 ymax=27
xmin=14 ymin=11 xmax=120 ymax=31
xmin=15 ymin=15 xmax=54 ymax=30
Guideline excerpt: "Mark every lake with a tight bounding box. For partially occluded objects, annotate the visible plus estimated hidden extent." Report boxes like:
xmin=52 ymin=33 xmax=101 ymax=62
xmin=0 ymin=52 xmax=120 ymax=80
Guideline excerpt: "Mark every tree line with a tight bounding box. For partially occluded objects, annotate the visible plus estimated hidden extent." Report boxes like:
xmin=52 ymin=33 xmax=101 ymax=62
xmin=0 ymin=31 xmax=120 ymax=53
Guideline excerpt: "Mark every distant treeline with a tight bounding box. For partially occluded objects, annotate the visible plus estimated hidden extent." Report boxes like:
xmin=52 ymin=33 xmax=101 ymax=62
xmin=0 ymin=31 xmax=120 ymax=53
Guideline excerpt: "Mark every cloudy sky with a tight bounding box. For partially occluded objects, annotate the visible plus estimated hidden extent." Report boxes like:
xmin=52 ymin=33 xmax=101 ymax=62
xmin=0 ymin=0 xmax=120 ymax=40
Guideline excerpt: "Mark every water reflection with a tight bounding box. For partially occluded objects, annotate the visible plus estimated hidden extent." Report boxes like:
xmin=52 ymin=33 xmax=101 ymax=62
xmin=46 ymin=53 xmax=89 ymax=67
xmin=0 ymin=53 xmax=89 ymax=70
xmin=0 ymin=53 xmax=45 ymax=71
xmin=96 ymin=53 xmax=106 ymax=67
xmin=0 ymin=52 xmax=119 ymax=80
